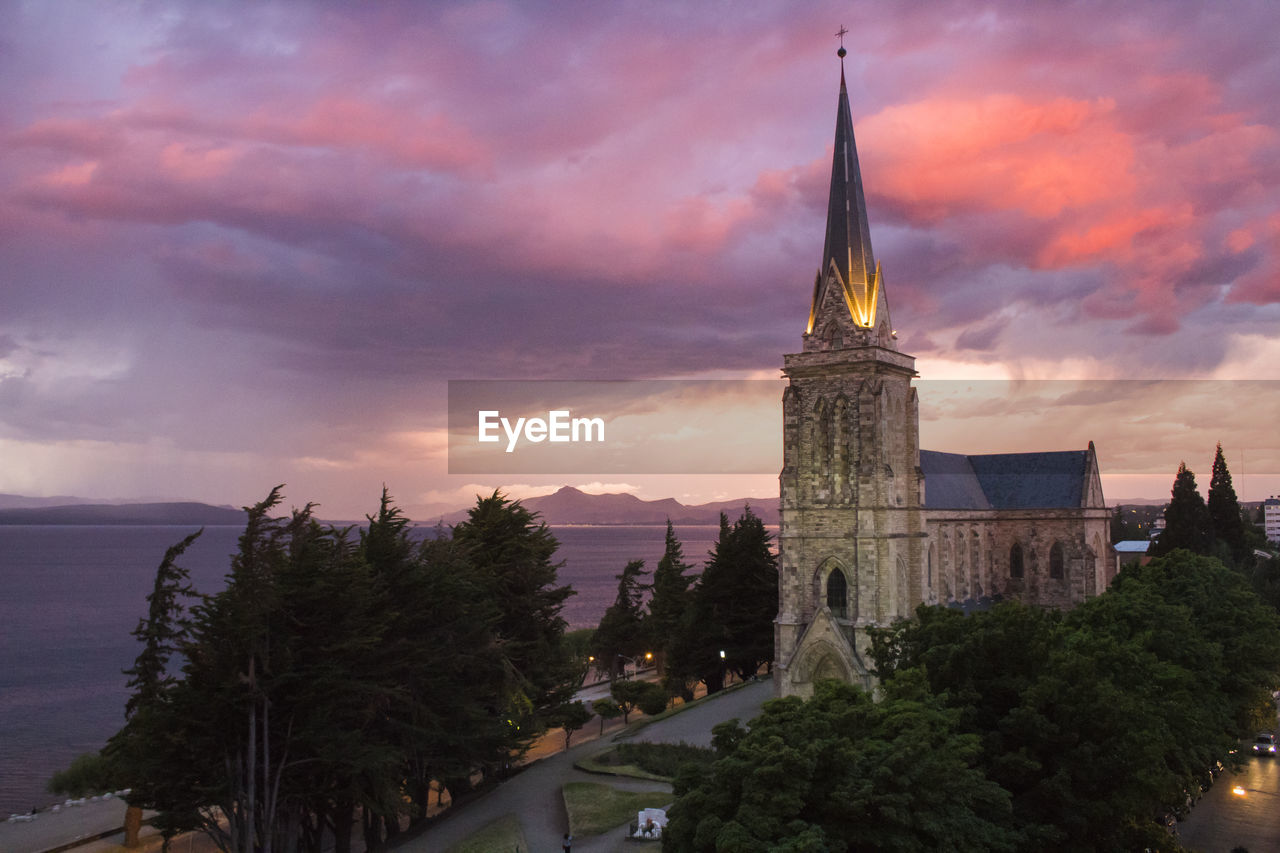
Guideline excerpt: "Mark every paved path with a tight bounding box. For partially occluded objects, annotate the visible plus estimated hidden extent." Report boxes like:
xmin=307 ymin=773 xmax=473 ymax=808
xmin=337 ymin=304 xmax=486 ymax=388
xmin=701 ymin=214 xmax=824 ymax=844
xmin=0 ymin=797 xmax=135 ymax=853
xmin=391 ymin=680 xmax=772 ymax=853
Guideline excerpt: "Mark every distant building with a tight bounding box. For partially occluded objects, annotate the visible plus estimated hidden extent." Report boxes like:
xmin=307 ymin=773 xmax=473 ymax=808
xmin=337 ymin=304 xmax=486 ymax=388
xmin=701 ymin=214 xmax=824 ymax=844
xmin=774 ymin=56 xmax=1111 ymax=699
xmin=1265 ymin=497 xmax=1280 ymax=545
xmin=1114 ymin=540 xmax=1152 ymax=574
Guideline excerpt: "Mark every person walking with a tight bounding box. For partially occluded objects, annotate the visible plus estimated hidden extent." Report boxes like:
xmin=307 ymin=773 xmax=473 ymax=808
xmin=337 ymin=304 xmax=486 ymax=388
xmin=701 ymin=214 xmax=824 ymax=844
xmin=562 ymin=831 xmax=573 ymax=852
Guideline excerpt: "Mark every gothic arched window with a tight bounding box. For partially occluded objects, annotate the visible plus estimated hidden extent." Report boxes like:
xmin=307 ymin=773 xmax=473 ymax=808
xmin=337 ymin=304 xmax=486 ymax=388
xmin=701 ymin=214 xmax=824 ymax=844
xmin=826 ymin=568 xmax=848 ymax=618
xmin=1049 ymin=542 xmax=1065 ymax=580
xmin=1010 ymin=543 xmax=1024 ymax=579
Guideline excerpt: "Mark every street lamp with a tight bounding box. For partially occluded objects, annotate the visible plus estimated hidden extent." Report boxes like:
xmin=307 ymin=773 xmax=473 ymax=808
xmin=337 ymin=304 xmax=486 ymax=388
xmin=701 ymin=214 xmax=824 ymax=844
xmin=616 ymin=652 xmax=654 ymax=680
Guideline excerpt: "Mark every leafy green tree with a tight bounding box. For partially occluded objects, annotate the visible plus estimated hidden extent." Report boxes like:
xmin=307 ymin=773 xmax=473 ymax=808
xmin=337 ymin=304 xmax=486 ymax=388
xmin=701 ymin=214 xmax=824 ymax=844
xmin=1249 ymin=554 xmax=1280 ymax=613
xmin=611 ymin=679 xmax=668 ymax=723
xmin=562 ymin=627 xmax=596 ymax=684
xmin=554 ymin=702 xmax=594 ymax=750
xmin=1109 ymin=505 xmax=1144 ymax=542
xmin=611 ymin=679 xmax=660 ymax=724
xmin=1150 ymin=462 xmax=1211 ymax=557
xmin=648 ymin=521 xmax=694 ymax=675
xmin=592 ymin=698 xmax=623 ymax=735
xmin=592 ymin=559 xmax=651 ymax=680
xmin=451 ymin=491 xmax=577 ymax=734
xmin=663 ymin=675 xmax=1020 ymax=852
xmin=47 ymin=752 xmax=117 ymax=798
xmin=1208 ymin=443 xmax=1248 ymax=564
xmin=869 ymin=551 xmax=1280 ymax=850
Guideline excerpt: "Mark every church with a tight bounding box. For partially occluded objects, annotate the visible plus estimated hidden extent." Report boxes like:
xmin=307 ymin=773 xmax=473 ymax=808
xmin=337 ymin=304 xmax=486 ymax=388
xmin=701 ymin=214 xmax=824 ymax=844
xmin=773 ymin=56 xmax=1112 ymax=699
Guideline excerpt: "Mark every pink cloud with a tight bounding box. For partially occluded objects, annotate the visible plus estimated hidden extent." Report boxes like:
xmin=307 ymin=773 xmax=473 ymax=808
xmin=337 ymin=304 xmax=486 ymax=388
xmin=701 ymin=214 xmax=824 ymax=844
xmin=1226 ymin=213 xmax=1280 ymax=305
xmin=1037 ymin=205 xmax=1194 ymax=268
xmin=861 ymin=94 xmax=1134 ymax=221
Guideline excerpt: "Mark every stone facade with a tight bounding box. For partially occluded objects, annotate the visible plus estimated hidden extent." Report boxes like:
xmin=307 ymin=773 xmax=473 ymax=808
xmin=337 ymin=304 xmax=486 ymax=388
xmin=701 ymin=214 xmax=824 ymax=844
xmin=774 ymin=67 xmax=1111 ymax=700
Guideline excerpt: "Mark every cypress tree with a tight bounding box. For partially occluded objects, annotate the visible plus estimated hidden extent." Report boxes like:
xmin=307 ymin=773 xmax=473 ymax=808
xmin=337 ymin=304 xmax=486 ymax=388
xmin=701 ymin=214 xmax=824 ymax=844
xmin=648 ymin=520 xmax=694 ymax=676
xmin=451 ymin=492 xmax=577 ymax=737
xmin=1207 ymin=443 xmax=1247 ymax=564
xmin=1151 ymin=462 xmax=1211 ymax=557
xmin=591 ymin=559 xmax=651 ymax=680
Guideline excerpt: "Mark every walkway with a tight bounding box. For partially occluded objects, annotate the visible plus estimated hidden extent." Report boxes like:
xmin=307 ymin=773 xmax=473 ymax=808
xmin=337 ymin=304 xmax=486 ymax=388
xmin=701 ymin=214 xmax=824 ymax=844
xmin=391 ymin=680 xmax=771 ymax=853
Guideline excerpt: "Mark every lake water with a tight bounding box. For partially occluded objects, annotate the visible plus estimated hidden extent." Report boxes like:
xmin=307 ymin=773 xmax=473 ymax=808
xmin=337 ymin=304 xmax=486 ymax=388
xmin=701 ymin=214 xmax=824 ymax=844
xmin=0 ymin=523 xmax=727 ymax=815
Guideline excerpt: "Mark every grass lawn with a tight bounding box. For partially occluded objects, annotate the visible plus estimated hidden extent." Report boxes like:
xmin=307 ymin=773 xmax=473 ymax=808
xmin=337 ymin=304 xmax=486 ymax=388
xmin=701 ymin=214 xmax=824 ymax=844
xmin=575 ymin=749 xmax=669 ymax=782
xmin=445 ymin=813 xmax=528 ymax=853
xmin=577 ymin=741 xmax=714 ymax=782
xmin=562 ymin=782 xmax=672 ymax=836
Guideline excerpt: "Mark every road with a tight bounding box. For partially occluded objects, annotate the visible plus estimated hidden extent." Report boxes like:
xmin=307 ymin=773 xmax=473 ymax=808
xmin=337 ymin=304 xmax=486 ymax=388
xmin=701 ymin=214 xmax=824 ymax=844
xmin=1179 ymin=755 xmax=1280 ymax=852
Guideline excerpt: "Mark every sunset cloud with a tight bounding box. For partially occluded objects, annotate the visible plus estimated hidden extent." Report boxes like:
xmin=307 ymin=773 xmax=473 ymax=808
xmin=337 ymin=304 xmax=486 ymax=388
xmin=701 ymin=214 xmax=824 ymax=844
xmin=1 ymin=0 xmax=1277 ymax=515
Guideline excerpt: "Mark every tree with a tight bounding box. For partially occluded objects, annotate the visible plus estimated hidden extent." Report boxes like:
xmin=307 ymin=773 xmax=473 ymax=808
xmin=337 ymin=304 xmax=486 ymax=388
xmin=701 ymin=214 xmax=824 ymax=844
xmin=869 ymin=551 xmax=1280 ymax=850
xmin=668 ymin=508 xmax=779 ymax=694
xmin=1110 ymin=506 xmax=1143 ymax=542
xmin=648 ymin=521 xmax=694 ymax=676
xmin=451 ymin=491 xmax=578 ymax=736
xmin=554 ymin=702 xmax=594 ymax=751
xmin=1208 ymin=443 xmax=1248 ymax=564
xmin=104 ymin=488 xmax=543 ymax=853
xmin=1150 ymin=462 xmax=1211 ymax=557
xmin=47 ymin=752 xmax=117 ymax=798
xmin=612 ymin=679 xmax=668 ymax=724
xmin=103 ymin=529 xmax=202 ymax=840
xmin=663 ymin=676 xmax=1020 ymax=852
xmin=592 ymin=698 xmax=623 ymax=735
xmin=591 ymin=559 xmax=651 ymax=680
xmin=358 ymin=490 xmax=509 ymax=842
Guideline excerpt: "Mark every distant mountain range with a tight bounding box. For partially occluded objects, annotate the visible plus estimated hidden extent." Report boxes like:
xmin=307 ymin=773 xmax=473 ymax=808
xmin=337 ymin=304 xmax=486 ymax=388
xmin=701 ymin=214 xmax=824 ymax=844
xmin=0 ymin=501 xmax=245 ymax=526
xmin=0 ymin=492 xmax=120 ymax=509
xmin=4 ymin=489 xmax=1219 ymax=527
xmin=0 ymin=489 xmax=778 ymax=527
xmin=432 ymin=486 xmax=780 ymax=527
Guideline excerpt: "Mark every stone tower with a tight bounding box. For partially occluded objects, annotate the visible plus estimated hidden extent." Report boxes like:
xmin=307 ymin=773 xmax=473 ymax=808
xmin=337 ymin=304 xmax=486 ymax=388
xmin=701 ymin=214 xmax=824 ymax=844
xmin=774 ymin=61 xmax=926 ymax=699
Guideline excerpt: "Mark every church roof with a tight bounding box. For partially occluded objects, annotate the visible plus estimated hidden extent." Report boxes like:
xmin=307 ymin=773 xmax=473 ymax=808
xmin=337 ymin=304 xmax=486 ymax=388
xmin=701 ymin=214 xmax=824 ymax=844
xmin=920 ymin=449 xmax=1092 ymax=510
xmin=808 ymin=64 xmax=884 ymax=332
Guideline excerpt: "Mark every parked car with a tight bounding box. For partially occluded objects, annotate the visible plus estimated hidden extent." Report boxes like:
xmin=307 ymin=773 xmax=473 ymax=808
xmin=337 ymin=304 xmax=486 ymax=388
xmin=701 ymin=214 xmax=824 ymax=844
xmin=1250 ymin=733 xmax=1277 ymax=757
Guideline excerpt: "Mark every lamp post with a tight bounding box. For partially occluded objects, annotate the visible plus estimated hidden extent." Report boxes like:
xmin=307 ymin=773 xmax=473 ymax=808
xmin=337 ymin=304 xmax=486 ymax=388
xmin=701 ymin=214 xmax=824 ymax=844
xmin=616 ymin=652 xmax=654 ymax=680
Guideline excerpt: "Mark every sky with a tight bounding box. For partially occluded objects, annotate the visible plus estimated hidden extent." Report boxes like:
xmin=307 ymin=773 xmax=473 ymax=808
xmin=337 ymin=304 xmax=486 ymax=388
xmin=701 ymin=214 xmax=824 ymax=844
xmin=2 ymin=0 xmax=1278 ymax=520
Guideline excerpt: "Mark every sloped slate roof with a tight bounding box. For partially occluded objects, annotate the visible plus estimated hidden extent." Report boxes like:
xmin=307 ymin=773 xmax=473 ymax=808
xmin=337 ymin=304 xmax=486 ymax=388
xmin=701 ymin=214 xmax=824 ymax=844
xmin=921 ymin=449 xmax=1089 ymax=510
xmin=918 ymin=451 xmax=990 ymax=509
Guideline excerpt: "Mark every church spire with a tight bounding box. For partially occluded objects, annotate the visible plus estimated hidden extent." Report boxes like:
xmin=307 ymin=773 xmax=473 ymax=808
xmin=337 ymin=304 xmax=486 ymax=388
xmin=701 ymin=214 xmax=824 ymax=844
xmin=807 ymin=37 xmax=885 ymax=335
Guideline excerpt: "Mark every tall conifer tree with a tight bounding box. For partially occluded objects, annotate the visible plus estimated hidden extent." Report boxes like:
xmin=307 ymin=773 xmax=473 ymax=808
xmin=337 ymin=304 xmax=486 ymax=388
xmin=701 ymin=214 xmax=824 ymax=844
xmin=451 ymin=492 xmax=577 ymax=735
xmin=591 ymin=559 xmax=651 ymax=680
xmin=1208 ymin=442 xmax=1247 ymax=564
xmin=1151 ymin=462 xmax=1211 ymax=557
xmin=649 ymin=520 xmax=694 ymax=676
